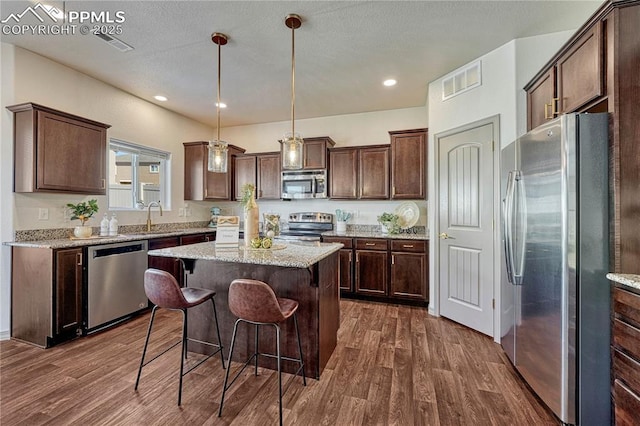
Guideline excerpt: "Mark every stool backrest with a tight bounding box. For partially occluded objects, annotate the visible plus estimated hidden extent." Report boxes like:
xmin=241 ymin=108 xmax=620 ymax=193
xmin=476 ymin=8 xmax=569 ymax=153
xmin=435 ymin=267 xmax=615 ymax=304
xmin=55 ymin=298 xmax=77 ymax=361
xmin=144 ymin=268 xmax=188 ymax=309
xmin=228 ymin=279 xmax=286 ymax=324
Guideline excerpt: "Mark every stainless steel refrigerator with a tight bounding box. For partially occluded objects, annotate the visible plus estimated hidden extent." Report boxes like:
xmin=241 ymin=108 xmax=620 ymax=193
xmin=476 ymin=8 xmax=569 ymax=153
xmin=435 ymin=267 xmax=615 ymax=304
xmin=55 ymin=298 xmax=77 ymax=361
xmin=500 ymin=113 xmax=610 ymax=425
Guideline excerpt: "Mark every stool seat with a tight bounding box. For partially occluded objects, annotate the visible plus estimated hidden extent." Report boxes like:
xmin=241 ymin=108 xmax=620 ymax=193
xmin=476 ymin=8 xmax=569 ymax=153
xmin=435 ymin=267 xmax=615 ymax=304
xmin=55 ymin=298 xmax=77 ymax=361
xmin=276 ymin=298 xmax=298 ymax=319
xmin=182 ymin=287 xmax=216 ymax=307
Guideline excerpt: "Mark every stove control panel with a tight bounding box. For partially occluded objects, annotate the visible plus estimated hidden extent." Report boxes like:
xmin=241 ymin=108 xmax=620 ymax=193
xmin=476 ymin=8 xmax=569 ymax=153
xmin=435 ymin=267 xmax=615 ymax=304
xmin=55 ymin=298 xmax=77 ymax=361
xmin=288 ymin=212 xmax=333 ymax=223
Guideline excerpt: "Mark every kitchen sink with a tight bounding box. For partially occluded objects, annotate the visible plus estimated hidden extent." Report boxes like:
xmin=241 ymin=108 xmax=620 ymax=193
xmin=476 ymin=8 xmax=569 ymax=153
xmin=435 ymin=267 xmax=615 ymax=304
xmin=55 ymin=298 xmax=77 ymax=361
xmin=120 ymin=230 xmax=177 ymax=237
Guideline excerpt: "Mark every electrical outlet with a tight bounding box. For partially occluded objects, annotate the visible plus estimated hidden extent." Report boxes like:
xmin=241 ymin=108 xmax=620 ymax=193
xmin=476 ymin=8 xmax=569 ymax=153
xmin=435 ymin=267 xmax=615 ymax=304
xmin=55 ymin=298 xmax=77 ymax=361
xmin=62 ymin=207 xmax=70 ymax=220
xmin=186 ymin=208 xmax=192 ymax=217
xmin=38 ymin=208 xmax=49 ymax=220
xmin=178 ymin=208 xmax=185 ymax=217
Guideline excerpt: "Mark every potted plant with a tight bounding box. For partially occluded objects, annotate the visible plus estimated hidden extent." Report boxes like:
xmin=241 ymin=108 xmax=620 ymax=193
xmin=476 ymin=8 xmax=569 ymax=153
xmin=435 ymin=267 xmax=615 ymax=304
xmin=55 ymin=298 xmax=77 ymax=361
xmin=377 ymin=212 xmax=400 ymax=235
xmin=67 ymin=199 xmax=99 ymax=238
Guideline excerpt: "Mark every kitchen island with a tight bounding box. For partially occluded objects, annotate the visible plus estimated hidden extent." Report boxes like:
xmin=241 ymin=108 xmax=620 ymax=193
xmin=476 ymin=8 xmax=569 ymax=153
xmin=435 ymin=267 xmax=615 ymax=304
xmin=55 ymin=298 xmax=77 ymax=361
xmin=147 ymin=240 xmax=342 ymax=379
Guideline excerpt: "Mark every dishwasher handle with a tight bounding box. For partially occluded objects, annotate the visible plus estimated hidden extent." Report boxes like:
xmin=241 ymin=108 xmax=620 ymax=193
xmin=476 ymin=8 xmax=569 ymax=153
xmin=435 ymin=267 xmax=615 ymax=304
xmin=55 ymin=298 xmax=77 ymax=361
xmin=92 ymin=243 xmax=145 ymax=259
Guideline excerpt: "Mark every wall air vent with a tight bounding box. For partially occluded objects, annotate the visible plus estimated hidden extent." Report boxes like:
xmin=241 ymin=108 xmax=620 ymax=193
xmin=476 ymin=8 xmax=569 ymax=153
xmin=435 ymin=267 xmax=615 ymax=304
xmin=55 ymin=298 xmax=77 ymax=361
xmin=94 ymin=32 xmax=134 ymax=52
xmin=442 ymin=60 xmax=481 ymax=101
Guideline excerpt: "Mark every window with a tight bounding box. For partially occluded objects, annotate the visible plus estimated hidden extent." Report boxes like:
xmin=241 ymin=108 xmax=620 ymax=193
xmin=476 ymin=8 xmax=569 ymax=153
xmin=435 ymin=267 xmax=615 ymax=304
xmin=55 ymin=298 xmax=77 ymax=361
xmin=108 ymin=138 xmax=171 ymax=210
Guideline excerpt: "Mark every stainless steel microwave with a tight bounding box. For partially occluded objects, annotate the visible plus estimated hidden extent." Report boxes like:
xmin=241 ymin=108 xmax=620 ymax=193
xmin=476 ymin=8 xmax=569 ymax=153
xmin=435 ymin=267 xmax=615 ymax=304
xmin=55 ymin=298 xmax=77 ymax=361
xmin=281 ymin=169 xmax=327 ymax=199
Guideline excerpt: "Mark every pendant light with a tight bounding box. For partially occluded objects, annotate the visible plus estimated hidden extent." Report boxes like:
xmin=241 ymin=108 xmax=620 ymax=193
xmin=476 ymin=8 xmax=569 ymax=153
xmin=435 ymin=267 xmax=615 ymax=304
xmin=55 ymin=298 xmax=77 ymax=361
xmin=208 ymin=32 xmax=229 ymax=173
xmin=281 ymin=14 xmax=304 ymax=170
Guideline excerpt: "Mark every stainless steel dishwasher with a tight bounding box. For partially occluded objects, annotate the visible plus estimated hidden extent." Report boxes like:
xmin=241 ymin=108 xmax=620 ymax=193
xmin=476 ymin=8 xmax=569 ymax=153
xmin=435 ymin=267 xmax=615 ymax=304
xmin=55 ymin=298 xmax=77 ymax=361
xmin=87 ymin=240 xmax=149 ymax=331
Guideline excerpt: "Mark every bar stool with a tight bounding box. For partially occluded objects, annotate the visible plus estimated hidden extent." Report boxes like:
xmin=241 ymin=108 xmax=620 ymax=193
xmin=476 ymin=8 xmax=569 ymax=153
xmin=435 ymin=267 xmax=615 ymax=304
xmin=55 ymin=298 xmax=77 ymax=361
xmin=134 ymin=268 xmax=225 ymax=406
xmin=218 ymin=279 xmax=306 ymax=425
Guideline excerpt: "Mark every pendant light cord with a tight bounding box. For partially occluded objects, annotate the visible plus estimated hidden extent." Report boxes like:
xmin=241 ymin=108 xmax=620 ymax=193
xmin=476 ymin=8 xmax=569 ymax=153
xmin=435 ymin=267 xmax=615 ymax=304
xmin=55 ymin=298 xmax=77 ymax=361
xmin=291 ymin=22 xmax=295 ymax=137
xmin=217 ymin=38 xmax=221 ymax=142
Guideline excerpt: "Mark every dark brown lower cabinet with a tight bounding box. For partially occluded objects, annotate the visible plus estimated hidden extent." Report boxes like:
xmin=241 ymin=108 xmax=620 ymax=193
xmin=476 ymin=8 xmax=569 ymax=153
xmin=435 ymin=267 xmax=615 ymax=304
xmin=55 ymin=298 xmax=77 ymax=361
xmin=148 ymin=237 xmax=181 ymax=280
xmin=355 ymin=249 xmax=388 ymax=296
xmin=612 ymin=285 xmax=640 ymax=425
xmin=55 ymin=248 xmax=84 ymax=337
xmin=323 ymin=236 xmax=428 ymax=305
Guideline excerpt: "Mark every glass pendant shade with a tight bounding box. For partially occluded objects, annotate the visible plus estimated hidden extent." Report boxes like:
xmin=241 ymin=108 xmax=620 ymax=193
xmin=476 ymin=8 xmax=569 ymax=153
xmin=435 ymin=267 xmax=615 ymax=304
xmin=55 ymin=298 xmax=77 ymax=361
xmin=281 ymin=132 xmax=304 ymax=169
xmin=208 ymin=140 xmax=228 ymax=173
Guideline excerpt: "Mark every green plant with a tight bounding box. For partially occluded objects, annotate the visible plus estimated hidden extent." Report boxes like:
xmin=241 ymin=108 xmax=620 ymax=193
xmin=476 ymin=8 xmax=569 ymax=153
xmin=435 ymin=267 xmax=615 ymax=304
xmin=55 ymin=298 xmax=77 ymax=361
xmin=377 ymin=212 xmax=400 ymax=234
xmin=239 ymin=183 xmax=256 ymax=209
xmin=66 ymin=199 xmax=99 ymax=225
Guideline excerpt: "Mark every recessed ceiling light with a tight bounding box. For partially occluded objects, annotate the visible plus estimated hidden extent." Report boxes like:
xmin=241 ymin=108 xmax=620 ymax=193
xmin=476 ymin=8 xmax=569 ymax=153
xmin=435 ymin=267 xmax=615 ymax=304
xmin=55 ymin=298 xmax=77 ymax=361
xmin=216 ymin=102 xmax=227 ymax=109
xmin=383 ymin=79 xmax=397 ymax=87
xmin=154 ymin=95 xmax=168 ymax=101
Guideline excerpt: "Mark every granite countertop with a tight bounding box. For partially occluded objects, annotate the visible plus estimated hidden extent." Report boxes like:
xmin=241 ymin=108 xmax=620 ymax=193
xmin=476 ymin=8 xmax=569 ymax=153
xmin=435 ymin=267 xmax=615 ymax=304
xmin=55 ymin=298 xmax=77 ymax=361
xmin=148 ymin=240 xmax=343 ymax=269
xmin=606 ymin=273 xmax=640 ymax=291
xmin=321 ymin=230 xmax=428 ymax=240
xmin=4 ymin=227 xmax=216 ymax=249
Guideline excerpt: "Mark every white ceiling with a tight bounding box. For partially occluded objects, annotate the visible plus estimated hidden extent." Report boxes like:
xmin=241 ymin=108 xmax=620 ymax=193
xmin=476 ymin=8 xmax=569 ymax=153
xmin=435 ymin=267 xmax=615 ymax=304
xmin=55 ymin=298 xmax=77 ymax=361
xmin=1 ymin=0 xmax=603 ymax=127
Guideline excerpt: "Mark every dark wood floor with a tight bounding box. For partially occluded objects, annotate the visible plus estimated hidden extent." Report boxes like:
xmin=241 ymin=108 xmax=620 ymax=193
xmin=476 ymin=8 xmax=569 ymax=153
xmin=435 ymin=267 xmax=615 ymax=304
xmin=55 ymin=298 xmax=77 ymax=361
xmin=0 ymin=299 xmax=556 ymax=425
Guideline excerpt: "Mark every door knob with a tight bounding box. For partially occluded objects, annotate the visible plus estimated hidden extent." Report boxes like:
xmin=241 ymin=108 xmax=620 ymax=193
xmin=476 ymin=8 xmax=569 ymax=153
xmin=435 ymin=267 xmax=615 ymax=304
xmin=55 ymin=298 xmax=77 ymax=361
xmin=439 ymin=232 xmax=452 ymax=239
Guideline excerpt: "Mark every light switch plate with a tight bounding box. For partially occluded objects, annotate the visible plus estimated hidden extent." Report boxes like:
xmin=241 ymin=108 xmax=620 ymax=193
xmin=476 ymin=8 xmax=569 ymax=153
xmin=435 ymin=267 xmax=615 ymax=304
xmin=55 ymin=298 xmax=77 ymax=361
xmin=38 ymin=208 xmax=49 ymax=220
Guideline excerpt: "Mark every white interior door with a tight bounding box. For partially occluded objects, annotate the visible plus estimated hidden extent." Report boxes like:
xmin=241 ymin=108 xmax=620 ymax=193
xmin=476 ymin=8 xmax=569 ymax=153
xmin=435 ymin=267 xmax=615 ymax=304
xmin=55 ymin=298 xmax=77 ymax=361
xmin=437 ymin=122 xmax=494 ymax=336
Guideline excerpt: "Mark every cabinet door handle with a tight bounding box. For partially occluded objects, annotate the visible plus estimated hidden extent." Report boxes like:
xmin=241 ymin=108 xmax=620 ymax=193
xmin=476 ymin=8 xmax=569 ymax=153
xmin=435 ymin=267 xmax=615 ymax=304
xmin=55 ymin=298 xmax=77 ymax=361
xmin=76 ymin=253 xmax=82 ymax=266
xmin=402 ymin=244 xmax=414 ymax=248
xmin=391 ymin=255 xmax=395 ymax=265
xmin=544 ymin=103 xmax=553 ymax=119
xmin=356 ymin=253 xmax=359 ymax=263
xmin=349 ymin=252 xmax=352 ymax=263
xmin=551 ymin=97 xmax=559 ymax=116
xmin=365 ymin=243 xmax=376 ymax=246
xmin=101 ymin=179 xmax=106 ymax=189
xmin=392 ymin=186 xmax=396 ymax=197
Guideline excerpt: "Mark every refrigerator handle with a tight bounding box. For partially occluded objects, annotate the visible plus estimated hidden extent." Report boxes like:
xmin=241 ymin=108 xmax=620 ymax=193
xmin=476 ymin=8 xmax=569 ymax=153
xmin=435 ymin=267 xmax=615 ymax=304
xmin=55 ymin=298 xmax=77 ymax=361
xmin=512 ymin=171 xmax=525 ymax=285
xmin=503 ymin=171 xmax=516 ymax=285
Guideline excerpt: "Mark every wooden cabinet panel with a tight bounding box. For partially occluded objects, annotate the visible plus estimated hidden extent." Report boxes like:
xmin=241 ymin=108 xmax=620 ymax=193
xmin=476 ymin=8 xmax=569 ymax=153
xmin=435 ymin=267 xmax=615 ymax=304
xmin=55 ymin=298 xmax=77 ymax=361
xmin=323 ymin=236 xmax=354 ymax=293
xmin=359 ymin=146 xmax=389 ymax=199
xmin=329 ymin=148 xmax=358 ymax=199
xmin=302 ymin=137 xmax=335 ymax=169
xmin=355 ymin=238 xmax=388 ymax=251
xmin=183 ymin=142 xmax=245 ymax=201
xmin=390 ymin=252 xmax=426 ymax=301
xmin=355 ymin=250 xmax=388 ymax=296
xmin=180 ymin=234 xmax=207 ymax=245
xmin=234 ymin=155 xmax=256 ymax=200
xmin=613 ymin=349 xmax=640 ymax=397
xmin=390 ymin=129 xmax=427 ymax=199
xmin=54 ymin=248 xmax=84 ymax=337
xmin=257 ymin=153 xmax=281 ymax=199
xmin=148 ymin=237 xmax=181 ymax=280
xmin=614 ymin=380 xmax=640 ymax=426
xmin=527 ymin=68 xmax=556 ymax=131
xmin=614 ymin=287 xmax=640 ymax=329
xmin=557 ymin=22 xmax=603 ymax=114
xmin=8 ymin=103 xmax=110 ymax=194
xmin=613 ymin=318 xmax=640 ymax=362
xmin=390 ymin=240 xmax=426 ymax=253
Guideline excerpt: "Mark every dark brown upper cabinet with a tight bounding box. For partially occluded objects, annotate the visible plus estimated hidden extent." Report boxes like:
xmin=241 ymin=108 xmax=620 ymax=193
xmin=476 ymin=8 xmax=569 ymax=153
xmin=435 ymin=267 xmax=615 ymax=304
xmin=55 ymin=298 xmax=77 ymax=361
xmin=257 ymin=152 xmax=281 ymax=199
xmin=301 ymin=136 xmax=335 ymax=169
xmin=390 ymin=129 xmax=427 ymax=200
xmin=8 ymin=102 xmax=110 ymax=194
xmin=234 ymin=154 xmax=257 ymax=201
xmin=329 ymin=145 xmax=389 ymax=200
xmin=183 ymin=141 xmax=245 ymax=201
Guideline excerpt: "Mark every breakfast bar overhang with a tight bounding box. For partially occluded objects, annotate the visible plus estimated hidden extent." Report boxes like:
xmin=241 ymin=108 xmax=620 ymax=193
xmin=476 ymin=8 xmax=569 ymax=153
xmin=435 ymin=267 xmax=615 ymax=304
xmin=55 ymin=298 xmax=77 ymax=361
xmin=148 ymin=241 xmax=342 ymax=379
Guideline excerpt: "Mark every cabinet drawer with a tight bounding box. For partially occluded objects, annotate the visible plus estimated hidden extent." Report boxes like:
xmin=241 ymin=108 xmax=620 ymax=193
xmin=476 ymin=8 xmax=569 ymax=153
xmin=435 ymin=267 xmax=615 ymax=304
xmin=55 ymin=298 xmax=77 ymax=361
xmin=614 ymin=380 xmax=640 ymax=426
xmin=613 ymin=349 xmax=640 ymax=397
xmin=614 ymin=287 xmax=640 ymax=328
xmin=613 ymin=318 xmax=640 ymax=361
xmin=355 ymin=239 xmax=388 ymax=251
xmin=391 ymin=240 xmax=426 ymax=253
xmin=148 ymin=237 xmax=180 ymax=250
xmin=323 ymin=237 xmax=353 ymax=248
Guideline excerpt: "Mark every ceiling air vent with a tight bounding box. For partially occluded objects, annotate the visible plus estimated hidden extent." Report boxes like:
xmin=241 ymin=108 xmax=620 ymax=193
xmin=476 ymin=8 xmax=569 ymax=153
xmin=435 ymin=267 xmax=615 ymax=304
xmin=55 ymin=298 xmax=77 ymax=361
xmin=442 ymin=60 xmax=481 ymax=101
xmin=94 ymin=32 xmax=134 ymax=52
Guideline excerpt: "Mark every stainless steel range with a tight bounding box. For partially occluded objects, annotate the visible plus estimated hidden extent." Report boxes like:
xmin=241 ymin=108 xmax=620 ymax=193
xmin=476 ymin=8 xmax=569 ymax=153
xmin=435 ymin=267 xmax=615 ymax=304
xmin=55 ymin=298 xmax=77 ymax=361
xmin=276 ymin=212 xmax=333 ymax=242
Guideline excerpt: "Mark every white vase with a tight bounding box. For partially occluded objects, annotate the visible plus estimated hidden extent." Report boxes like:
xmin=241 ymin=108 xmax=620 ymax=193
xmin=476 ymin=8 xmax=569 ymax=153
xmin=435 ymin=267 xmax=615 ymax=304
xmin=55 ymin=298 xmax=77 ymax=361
xmin=336 ymin=221 xmax=347 ymax=234
xmin=73 ymin=225 xmax=92 ymax=238
xmin=380 ymin=223 xmax=389 ymax=234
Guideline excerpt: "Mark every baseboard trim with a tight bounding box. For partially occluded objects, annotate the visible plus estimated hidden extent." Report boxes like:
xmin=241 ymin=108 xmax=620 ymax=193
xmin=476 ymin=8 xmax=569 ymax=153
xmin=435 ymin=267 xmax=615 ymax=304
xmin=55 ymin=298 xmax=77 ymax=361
xmin=0 ymin=330 xmax=10 ymax=341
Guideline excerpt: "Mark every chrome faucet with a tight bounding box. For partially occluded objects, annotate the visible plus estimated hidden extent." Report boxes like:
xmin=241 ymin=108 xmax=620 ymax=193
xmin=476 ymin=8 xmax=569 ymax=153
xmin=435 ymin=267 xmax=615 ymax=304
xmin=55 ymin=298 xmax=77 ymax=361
xmin=146 ymin=202 xmax=163 ymax=232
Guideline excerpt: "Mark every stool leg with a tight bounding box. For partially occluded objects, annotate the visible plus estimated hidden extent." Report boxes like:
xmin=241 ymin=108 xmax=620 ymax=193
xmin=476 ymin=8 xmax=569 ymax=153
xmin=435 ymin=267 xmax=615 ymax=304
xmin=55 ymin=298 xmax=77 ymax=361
xmin=135 ymin=305 xmax=159 ymax=391
xmin=178 ymin=309 xmax=187 ymax=406
xmin=219 ymin=318 xmax=241 ymax=417
xmin=211 ymin=298 xmax=225 ymax=369
xmin=293 ymin=313 xmax=306 ymax=386
xmin=254 ymin=324 xmax=259 ymax=376
xmin=275 ymin=324 xmax=283 ymax=426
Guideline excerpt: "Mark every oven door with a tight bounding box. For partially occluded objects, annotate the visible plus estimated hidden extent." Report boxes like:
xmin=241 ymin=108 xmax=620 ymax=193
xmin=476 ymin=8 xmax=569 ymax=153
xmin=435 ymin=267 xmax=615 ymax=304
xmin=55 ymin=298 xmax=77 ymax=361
xmin=282 ymin=174 xmax=315 ymax=199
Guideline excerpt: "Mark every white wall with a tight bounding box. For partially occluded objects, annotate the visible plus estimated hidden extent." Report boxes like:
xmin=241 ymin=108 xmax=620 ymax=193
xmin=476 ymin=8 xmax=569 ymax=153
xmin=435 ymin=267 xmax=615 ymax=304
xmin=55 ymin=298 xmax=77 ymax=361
xmin=426 ymin=30 xmax=575 ymax=341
